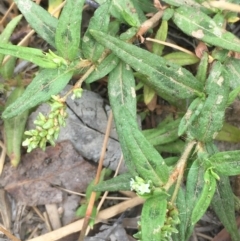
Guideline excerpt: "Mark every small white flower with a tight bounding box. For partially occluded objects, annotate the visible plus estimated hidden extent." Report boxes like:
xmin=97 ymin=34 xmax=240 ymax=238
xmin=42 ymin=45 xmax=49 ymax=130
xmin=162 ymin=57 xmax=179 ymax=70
xmin=130 ymin=176 xmax=152 ymax=195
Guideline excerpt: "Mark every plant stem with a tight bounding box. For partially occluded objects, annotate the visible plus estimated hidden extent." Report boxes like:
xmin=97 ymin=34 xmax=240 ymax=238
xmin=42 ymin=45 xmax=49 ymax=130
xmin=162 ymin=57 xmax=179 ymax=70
xmin=60 ymin=64 xmax=96 ymax=102
xmin=165 ymin=140 xmax=196 ymax=201
xmin=61 ymin=50 xmax=111 ymax=101
xmin=78 ymin=111 xmax=113 ymax=241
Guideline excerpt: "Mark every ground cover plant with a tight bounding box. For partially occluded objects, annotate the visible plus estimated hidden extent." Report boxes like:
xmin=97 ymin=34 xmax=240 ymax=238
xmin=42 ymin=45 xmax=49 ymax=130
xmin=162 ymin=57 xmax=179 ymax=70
xmin=1 ymin=0 xmax=240 ymax=240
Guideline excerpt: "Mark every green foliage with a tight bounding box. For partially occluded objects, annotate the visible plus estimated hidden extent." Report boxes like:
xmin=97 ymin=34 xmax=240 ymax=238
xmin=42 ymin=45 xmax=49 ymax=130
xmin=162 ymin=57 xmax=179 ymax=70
xmin=4 ymin=84 xmax=29 ymax=167
xmin=1 ymin=1 xmax=240 ymax=240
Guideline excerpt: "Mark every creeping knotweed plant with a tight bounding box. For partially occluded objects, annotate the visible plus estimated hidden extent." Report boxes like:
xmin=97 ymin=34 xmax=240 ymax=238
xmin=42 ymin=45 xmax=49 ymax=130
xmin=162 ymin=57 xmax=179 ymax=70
xmin=22 ymin=95 xmax=67 ymax=152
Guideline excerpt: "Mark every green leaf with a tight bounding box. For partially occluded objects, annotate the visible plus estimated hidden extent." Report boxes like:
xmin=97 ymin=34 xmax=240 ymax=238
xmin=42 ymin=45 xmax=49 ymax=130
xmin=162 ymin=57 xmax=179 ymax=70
xmin=185 ymin=159 xmax=205 ymax=240
xmin=213 ymin=11 xmax=225 ymax=28
xmin=90 ymin=30 xmax=204 ymax=104
xmin=195 ymin=51 xmax=208 ymax=83
xmin=141 ymin=197 xmax=167 ymax=241
xmin=178 ymin=97 xmax=205 ymax=136
xmin=161 ymin=0 xmax=204 ymax=8
xmin=4 ymin=86 xmax=29 ymax=167
xmin=191 ymin=168 xmax=217 ymax=225
xmin=225 ymin=57 xmax=240 ymax=89
xmin=143 ymin=118 xmax=180 ymax=146
xmin=108 ymin=61 xmax=137 ymax=176
xmin=155 ymin=139 xmax=185 ymax=154
xmin=2 ymin=67 xmax=74 ymax=119
xmin=216 ymin=122 xmax=240 ymax=142
xmin=108 ymin=61 xmax=137 ymax=118
xmin=76 ymin=204 xmax=97 ymax=228
xmin=76 ymin=204 xmax=87 ymax=217
xmin=209 ymin=150 xmax=240 ymax=176
xmin=227 ymin=85 xmax=240 ymax=106
xmin=86 ymin=168 xmax=112 ymax=200
xmin=171 ymin=187 xmax=186 ymax=241
xmin=152 ymin=20 xmax=168 ymax=56
xmin=212 ymin=175 xmax=240 ymax=241
xmin=0 ymin=14 xmax=22 ymax=64
xmin=85 ymin=53 xmax=119 ymax=83
xmin=132 ymin=0 xmax=156 ymax=13
xmin=93 ymin=172 xmax=133 ymax=192
xmin=110 ymin=0 xmax=141 ymax=27
xmin=173 ymin=6 xmax=240 ymax=52
xmin=212 ymin=48 xmax=229 ymax=63
xmin=0 ymin=54 xmax=17 ymax=79
xmin=162 ymin=8 xmax=174 ymax=21
xmin=143 ymin=84 xmax=155 ymax=106
xmin=55 ymin=0 xmax=85 ymax=61
xmin=164 ymin=52 xmax=199 ymax=66
xmin=14 ymin=0 xmax=57 ymax=47
xmin=188 ymin=61 xmax=230 ymax=142
xmin=108 ymin=20 xmax=121 ymax=36
xmin=0 ymin=43 xmax=59 ymax=69
xmin=164 ymin=156 xmax=179 ymax=166
xmin=120 ymin=108 xmax=169 ymax=186
xmin=119 ymin=27 xmax=138 ymax=41
xmin=82 ymin=3 xmax=111 ymax=62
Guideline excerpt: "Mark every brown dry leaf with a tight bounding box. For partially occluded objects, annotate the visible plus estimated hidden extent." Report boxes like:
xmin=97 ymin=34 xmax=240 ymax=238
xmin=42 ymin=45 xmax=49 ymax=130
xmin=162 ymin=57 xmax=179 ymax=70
xmin=0 ymin=141 xmax=97 ymax=206
xmin=194 ymin=41 xmax=208 ymax=58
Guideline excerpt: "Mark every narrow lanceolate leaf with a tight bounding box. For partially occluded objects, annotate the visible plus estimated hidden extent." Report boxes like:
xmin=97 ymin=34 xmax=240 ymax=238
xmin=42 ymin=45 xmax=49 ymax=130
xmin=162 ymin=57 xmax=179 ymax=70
xmin=163 ymin=52 xmax=199 ymax=66
xmin=195 ymin=51 xmax=208 ymax=84
xmin=216 ymin=122 xmax=240 ymax=143
xmin=178 ymin=97 xmax=204 ymax=136
xmin=209 ymin=150 xmax=240 ymax=176
xmin=141 ymin=197 xmax=167 ymax=241
xmin=14 ymin=0 xmax=57 ymax=47
xmin=225 ymin=57 xmax=240 ymax=89
xmin=82 ymin=3 xmax=111 ymax=62
xmin=93 ymin=172 xmax=133 ymax=192
xmin=4 ymin=86 xmax=29 ymax=167
xmin=227 ymin=85 xmax=240 ymax=106
xmin=0 ymin=43 xmax=59 ymax=69
xmin=173 ymin=6 xmax=240 ymax=52
xmin=153 ymin=20 xmax=168 ymax=57
xmin=90 ymin=30 xmax=204 ymax=103
xmin=143 ymin=118 xmax=180 ymax=146
xmin=155 ymin=139 xmax=185 ymax=154
xmin=188 ymin=61 xmax=230 ymax=142
xmin=108 ymin=61 xmax=138 ymax=176
xmin=110 ymin=0 xmax=141 ymax=27
xmin=212 ymin=175 xmax=240 ymax=241
xmin=55 ymin=0 xmax=85 ymax=61
xmin=86 ymin=168 xmax=112 ymax=200
xmin=191 ymin=168 xmax=217 ymax=225
xmin=160 ymin=0 xmax=204 ymax=8
xmin=0 ymin=15 xmax=22 ymax=64
xmin=172 ymin=187 xmax=187 ymax=241
xmin=131 ymin=0 xmax=156 ymax=13
xmin=0 ymin=54 xmax=17 ymax=79
xmin=108 ymin=61 xmax=137 ymax=120
xmin=185 ymin=159 xmax=205 ymax=240
xmin=120 ymin=108 xmax=169 ymax=186
xmin=2 ymin=67 xmax=74 ymax=119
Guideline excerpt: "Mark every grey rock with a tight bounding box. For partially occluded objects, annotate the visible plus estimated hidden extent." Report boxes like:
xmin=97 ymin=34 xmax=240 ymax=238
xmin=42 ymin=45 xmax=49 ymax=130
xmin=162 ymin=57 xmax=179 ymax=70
xmin=27 ymin=86 xmax=127 ymax=173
